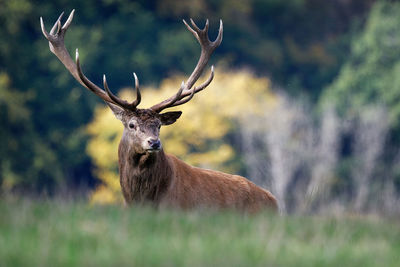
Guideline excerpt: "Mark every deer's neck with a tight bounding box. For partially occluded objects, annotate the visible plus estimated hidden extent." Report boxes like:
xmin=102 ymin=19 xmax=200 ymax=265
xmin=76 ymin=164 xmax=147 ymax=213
xmin=118 ymin=142 xmax=173 ymax=205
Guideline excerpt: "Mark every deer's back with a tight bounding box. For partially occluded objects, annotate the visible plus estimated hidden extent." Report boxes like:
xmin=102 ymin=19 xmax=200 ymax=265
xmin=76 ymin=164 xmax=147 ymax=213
xmin=164 ymin=154 xmax=278 ymax=212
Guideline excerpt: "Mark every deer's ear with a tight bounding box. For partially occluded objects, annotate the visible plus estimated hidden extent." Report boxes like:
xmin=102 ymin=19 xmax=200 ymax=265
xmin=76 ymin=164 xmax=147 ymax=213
xmin=106 ymin=102 xmax=125 ymax=121
xmin=159 ymin=111 xmax=182 ymax=125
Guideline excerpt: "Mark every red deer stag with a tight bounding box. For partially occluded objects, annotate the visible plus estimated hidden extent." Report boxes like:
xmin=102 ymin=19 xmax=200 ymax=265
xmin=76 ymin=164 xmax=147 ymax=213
xmin=40 ymin=10 xmax=278 ymax=213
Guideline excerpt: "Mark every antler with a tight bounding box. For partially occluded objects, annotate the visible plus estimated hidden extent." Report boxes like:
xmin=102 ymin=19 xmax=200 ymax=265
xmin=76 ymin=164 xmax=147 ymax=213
xmin=150 ymin=19 xmax=223 ymax=113
xmin=40 ymin=10 xmax=141 ymax=110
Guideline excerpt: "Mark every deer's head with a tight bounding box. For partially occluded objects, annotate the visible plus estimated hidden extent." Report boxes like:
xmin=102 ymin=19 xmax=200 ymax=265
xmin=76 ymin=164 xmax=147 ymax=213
xmin=107 ymin=104 xmax=182 ymax=153
xmin=40 ymin=10 xmax=222 ymax=153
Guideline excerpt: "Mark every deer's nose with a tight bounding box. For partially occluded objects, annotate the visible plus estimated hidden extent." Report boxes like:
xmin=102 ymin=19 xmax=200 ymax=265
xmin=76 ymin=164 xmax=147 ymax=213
xmin=148 ymin=139 xmax=161 ymax=150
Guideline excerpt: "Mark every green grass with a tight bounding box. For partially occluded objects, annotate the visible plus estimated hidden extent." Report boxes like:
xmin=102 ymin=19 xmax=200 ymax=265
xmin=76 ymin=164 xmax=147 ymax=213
xmin=0 ymin=198 xmax=399 ymax=267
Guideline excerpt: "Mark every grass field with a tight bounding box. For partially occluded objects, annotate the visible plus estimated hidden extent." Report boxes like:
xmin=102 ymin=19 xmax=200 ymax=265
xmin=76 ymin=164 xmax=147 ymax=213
xmin=0 ymin=198 xmax=399 ymax=267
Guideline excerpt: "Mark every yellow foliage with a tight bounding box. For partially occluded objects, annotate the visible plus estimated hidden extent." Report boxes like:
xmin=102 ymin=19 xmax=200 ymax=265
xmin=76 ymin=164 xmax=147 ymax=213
xmin=86 ymin=69 xmax=277 ymax=203
xmin=89 ymin=185 xmax=120 ymax=205
xmin=87 ymin=106 xmax=122 ymax=170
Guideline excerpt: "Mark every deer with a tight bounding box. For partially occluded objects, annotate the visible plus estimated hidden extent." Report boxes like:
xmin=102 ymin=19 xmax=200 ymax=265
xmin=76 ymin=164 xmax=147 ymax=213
xmin=40 ymin=10 xmax=278 ymax=213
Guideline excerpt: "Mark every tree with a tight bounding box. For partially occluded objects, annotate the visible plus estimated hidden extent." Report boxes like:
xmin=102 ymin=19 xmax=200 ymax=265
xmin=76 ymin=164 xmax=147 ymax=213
xmin=321 ymin=1 xmax=400 ymax=212
xmin=323 ymin=2 xmax=400 ymax=126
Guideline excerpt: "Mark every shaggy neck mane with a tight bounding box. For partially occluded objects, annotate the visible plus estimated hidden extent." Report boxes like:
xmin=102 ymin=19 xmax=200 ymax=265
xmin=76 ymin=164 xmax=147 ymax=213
xmin=119 ymin=144 xmax=172 ymax=205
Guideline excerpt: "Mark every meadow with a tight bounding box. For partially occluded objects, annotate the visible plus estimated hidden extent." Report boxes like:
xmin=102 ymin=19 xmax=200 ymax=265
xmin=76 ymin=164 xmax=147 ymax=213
xmin=0 ymin=198 xmax=399 ymax=267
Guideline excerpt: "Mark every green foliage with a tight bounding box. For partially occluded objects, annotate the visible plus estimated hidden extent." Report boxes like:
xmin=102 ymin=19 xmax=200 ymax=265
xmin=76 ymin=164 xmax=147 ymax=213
xmin=1 ymin=198 xmax=400 ymax=266
xmin=0 ymin=72 xmax=32 ymax=189
xmin=323 ymin=2 xmax=400 ymax=126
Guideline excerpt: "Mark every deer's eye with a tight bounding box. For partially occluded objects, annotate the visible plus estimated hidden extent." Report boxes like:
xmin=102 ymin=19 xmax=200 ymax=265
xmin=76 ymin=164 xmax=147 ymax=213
xmin=128 ymin=123 xmax=135 ymax=129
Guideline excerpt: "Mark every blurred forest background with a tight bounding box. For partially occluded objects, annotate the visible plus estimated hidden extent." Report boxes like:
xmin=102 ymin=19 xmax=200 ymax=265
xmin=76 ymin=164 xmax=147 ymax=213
xmin=2 ymin=0 xmax=400 ymax=215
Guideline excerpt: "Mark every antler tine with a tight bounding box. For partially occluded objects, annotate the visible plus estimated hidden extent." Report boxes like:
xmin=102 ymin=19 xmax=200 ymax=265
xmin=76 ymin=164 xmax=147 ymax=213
xmin=49 ymin=12 xmax=63 ymax=35
xmin=204 ymin=19 xmax=210 ymax=32
xmin=171 ymin=65 xmax=214 ymax=107
xmin=214 ymin=20 xmax=223 ymax=47
xmin=131 ymin=72 xmax=141 ymax=107
xmin=177 ymin=65 xmax=214 ymax=100
xmin=40 ymin=17 xmax=55 ymax=42
xmin=102 ymin=73 xmax=142 ymax=110
xmin=150 ymin=19 xmax=223 ymax=113
xmin=189 ymin=18 xmax=202 ymax=32
xmin=163 ymin=66 xmax=215 ymax=109
xmin=150 ymin=82 xmax=185 ymax=113
xmin=75 ymin=49 xmax=115 ymax=103
xmin=62 ymin=9 xmax=75 ymax=30
xmin=103 ymin=74 xmax=130 ymax=108
xmin=182 ymin=19 xmax=197 ymax=38
xmin=166 ymin=66 xmax=214 ymax=109
xmin=194 ymin=65 xmax=214 ymax=90
xmin=170 ymin=84 xmax=196 ymax=107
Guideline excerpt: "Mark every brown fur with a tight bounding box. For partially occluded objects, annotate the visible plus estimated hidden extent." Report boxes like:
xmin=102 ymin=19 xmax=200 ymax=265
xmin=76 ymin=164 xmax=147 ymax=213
xmin=118 ymin=135 xmax=278 ymax=213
